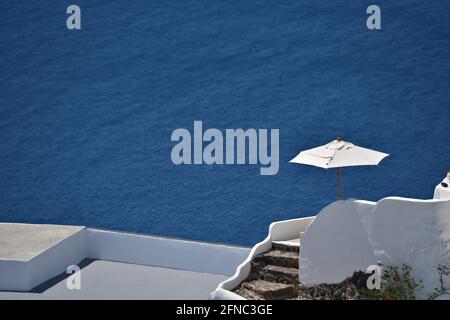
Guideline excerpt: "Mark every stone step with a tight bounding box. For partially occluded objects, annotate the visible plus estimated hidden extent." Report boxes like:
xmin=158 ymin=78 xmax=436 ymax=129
xmin=255 ymin=250 xmax=299 ymax=268
xmin=241 ymin=280 xmax=297 ymax=300
xmin=261 ymin=265 xmax=299 ymax=284
xmin=234 ymin=287 xmax=264 ymax=300
xmin=272 ymin=239 xmax=300 ymax=253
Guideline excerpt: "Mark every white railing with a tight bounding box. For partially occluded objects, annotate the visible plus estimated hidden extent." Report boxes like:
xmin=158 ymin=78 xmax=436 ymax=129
xmin=210 ymin=216 xmax=315 ymax=300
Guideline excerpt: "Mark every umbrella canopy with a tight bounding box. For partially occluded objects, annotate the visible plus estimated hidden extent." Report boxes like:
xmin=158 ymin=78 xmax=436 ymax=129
xmin=289 ymin=137 xmax=389 ymax=199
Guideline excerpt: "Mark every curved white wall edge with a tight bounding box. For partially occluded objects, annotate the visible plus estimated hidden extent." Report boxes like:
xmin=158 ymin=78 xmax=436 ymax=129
xmin=210 ymin=216 xmax=315 ymax=300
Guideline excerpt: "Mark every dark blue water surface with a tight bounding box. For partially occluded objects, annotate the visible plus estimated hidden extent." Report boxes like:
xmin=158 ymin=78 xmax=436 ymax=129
xmin=1 ymin=1 xmax=450 ymax=245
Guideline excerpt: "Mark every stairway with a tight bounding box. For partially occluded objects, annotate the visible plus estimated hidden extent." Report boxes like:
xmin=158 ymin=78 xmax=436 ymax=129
xmin=233 ymin=239 xmax=300 ymax=300
xmin=233 ymin=237 xmax=369 ymax=300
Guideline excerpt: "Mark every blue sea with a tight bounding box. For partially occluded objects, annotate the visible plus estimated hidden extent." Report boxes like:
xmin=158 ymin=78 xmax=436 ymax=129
xmin=1 ymin=1 xmax=449 ymax=246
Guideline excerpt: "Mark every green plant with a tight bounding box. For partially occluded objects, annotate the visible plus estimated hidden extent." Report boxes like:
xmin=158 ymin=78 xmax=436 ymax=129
xmin=428 ymin=265 xmax=450 ymax=300
xmin=363 ymin=264 xmax=423 ymax=300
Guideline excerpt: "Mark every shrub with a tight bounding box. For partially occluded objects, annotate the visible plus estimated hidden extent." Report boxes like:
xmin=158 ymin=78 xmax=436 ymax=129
xmin=363 ymin=264 xmax=423 ymax=300
xmin=428 ymin=265 xmax=450 ymax=300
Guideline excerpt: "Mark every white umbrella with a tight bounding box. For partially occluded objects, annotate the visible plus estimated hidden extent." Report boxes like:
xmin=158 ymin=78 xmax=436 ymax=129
xmin=289 ymin=137 xmax=389 ymax=199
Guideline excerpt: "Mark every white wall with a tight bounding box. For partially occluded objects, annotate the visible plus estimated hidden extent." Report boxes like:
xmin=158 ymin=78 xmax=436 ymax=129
xmin=85 ymin=228 xmax=250 ymax=276
xmin=370 ymin=197 xmax=450 ymax=297
xmin=299 ymin=197 xmax=450 ymax=299
xmin=28 ymin=230 xmax=87 ymax=290
xmin=0 ymin=260 xmax=29 ymax=292
xmin=299 ymin=200 xmax=377 ymax=284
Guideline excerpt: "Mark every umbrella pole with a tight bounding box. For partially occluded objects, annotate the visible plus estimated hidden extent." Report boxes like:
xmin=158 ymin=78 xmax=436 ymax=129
xmin=338 ymin=167 xmax=342 ymax=200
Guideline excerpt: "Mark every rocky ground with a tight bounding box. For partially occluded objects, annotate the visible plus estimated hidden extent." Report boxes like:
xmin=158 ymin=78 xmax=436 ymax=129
xmin=232 ymin=241 xmax=371 ymax=300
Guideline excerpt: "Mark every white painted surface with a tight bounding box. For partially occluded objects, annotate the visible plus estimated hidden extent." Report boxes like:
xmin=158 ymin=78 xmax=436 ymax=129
xmin=299 ymin=200 xmax=377 ymax=284
xmin=434 ymin=177 xmax=450 ymax=200
xmin=299 ymin=197 xmax=450 ymax=298
xmin=0 ymin=260 xmax=29 ymax=292
xmin=370 ymin=197 xmax=450 ymax=298
xmin=0 ymin=260 xmax=228 ymax=300
xmin=28 ymin=230 xmax=86 ymax=290
xmin=210 ymin=216 xmax=314 ymax=300
xmin=86 ymin=228 xmax=250 ymax=276
xmin=0 ymin=224 xmax=249 ymax=292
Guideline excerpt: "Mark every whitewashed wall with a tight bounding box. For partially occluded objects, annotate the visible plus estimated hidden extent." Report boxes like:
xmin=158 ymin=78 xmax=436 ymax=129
xmin=86 ymin=228 xmax=249 ymax=276
xmin=299 ymin=197 xmax=450 ymax=298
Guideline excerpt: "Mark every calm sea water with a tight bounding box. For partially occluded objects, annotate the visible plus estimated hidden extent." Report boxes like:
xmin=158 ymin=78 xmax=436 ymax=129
xmin=1 ymin=1 xmax=449 ymax=245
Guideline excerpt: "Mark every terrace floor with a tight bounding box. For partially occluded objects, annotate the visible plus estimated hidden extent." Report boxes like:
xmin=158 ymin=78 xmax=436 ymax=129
xmin=0 ymin=259 xmax=228 ymax=300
